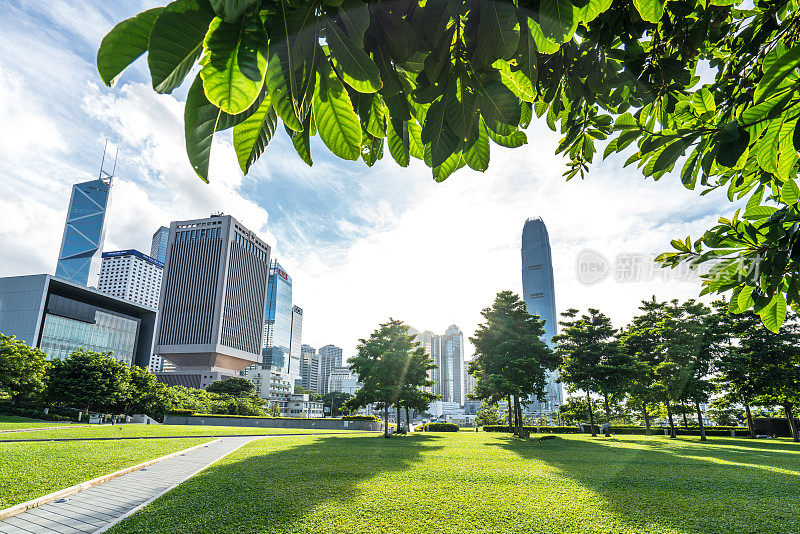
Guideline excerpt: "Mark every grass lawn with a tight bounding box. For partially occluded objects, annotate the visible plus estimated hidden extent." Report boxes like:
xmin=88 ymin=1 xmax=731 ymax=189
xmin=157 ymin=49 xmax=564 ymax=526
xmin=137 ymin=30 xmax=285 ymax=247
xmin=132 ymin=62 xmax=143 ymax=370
xmin=0 ymin=415 xmax=78 ymax=430
xmin=2 ymin=424 xmax=369 ymax=440
xmin=0 ymin=437 xmax=210 ymax=509
xmin=109 ymin=432 xmax=800 ymax=534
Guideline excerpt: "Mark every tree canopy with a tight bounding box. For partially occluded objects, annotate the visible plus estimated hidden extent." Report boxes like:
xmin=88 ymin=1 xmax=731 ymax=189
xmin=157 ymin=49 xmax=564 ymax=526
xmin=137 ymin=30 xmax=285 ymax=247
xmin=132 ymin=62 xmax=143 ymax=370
xmin=99 ymin=0 xmax=800 ymax=328
xmin=0 ymin=334 xmax=47 ymax=404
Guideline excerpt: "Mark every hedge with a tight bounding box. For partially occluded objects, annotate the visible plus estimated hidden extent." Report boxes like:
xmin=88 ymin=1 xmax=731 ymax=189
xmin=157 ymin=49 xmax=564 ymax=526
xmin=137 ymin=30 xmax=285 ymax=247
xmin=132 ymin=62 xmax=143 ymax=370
xmin=166 ymin=409 xmax=195 ymax=416
xmin=0 ymin=403 xmax=75 ymax=422
xmin=175 ymin=413 xmax=369 ymax=421
xmin=417 ymin=422 xmax=460 ymax=432
xmin=342 ymin=415 xmax=380 ymax=421
xmin=481 ymin=424 xmax=752 ymax=436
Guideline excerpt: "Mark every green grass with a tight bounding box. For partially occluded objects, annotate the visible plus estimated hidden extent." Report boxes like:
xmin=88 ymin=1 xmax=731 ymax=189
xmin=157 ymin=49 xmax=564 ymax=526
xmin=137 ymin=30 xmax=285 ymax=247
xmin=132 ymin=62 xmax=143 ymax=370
xmin=0 ymin=415 xmax=78 ymax=430
xmin=2 ymin=423 xmax=370 ymax=440
xmin=0 ymin=437 xmax=210 ymax=509
xmin=109 ymin=433 xmax=800 ymax=534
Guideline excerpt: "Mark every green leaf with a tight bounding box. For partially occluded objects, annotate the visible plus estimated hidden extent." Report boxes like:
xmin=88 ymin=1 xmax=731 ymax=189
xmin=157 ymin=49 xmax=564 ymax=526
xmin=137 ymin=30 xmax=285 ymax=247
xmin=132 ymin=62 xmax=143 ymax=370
xmin=233 ymin=93 xmax=277 ymax=173
xmin=486 ymin=125 xmax=528 ymax=148
xmin=754 ymin=44 xmax=800 ymax=104
xmin=339 ymin=0 xmax=370 ymax=43
xmin=148 ymin=0 xmax=216 ymax=93
xmin=477 ymin=74 xmax=521 ymax=132
xmin=539 ymin=0 xmax=576 ymax=44
xmin=737 ymin=285 xmax=755 ymax=313
xmin=387 ymin=119 xmax=410 ymax=167
xmin=759 ymin=293 xmax=787 ymax=332
xmin=200 ymin=15 xmax=266 ymax=114
xmin=757 ymin=118 xmax=783 ymax=174
xmin=651 ymin=138 xmax=692 ymax=175
xmin=464 ymin=123 xmax=490 ymax=171
xmin=781 ymin=178 xmax=800 ymax=205
xmin=313 ymin=61 xmax=362 ymax=160
xmin=361 ymin=133 xmax=384 ymax=167
xmin=433 ymin=150 xmax=463 ymax=182
xmin=422 ymin=99 xmax=460 ymax=167
xmin=265 ymin=46 xmax=302 ymax=131
xmin=475 ymin=0 xmax=520 ymax=65
xmin=97 ymin=8 xmax=163 ymax=87
xmin=327 ymin=21 xmax=383 ymax=93
xmin=632 ymin=0 xmax=665 ymax=23
xmin=209 ymin=0 xmax=258 ymax=22
xmin=184 ymin=73 xmax=238 ymax=182
xmin=285 ymin=123 xmax=313 ymax=166
xmin=409 ymin=120 xmax=424 ymax=160
xmin=365 ymin=94 xmax=387 ymax=138
xmin=527 ymin=19 xmax=561 ymax=55
xmin=577 ymin=0 xmax=612 ymax=23
xmin=691 ymin=88 xmax=716 ymax=117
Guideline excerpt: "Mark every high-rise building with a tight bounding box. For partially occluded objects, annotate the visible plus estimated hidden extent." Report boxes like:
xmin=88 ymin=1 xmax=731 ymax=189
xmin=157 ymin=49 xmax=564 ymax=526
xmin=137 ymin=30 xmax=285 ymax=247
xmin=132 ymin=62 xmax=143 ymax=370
xmin=55 ymin=178 xmax=111 ymax=286
xmin=150 ymin=226 xmax=169 ymax=264
xmin=97 ymin=250 xmax=163 ymax=308
xmin=289 ymin=305 xmax=303 ymax=377
xmin=521 ymin=217 xmax=563 ymax=413
xmin=318 ymin=344 xmax=343 ymax=395
xmin=410 ymin=325 xmax=465 ymax=405
xmin=154 ymin=214 xmax=270 ymax=390
xmin=299 ymin=344 xmax=319 ymax=393
xmin=327 ymin=367 xmax=361 ymax=395
xmin=262 ymin=261 xmax=293 ymax=374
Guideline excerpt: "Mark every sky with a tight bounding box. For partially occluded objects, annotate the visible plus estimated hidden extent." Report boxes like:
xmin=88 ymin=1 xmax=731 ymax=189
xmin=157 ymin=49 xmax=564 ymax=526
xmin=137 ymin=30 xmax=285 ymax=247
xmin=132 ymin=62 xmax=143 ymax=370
xmin=0 ymin=2 xmax=739 ymax=359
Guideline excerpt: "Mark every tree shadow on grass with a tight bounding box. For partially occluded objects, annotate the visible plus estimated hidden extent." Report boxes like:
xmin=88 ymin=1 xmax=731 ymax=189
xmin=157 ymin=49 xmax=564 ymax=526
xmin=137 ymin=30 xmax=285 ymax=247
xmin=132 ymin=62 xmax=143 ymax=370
xmin=488 ymin=435 xmax=800 ymax=534
xmin=109 ymin=434 xmax=444 ymax=534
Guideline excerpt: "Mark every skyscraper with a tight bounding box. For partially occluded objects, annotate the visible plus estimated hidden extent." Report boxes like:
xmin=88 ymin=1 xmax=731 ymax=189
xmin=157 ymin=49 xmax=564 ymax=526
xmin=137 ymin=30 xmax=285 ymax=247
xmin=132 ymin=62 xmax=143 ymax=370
xmin=262 ymin=261 xmax=293 ymax=374
xmin=97 ymin=250 xmax=164 ymax=308
xmin=410 ymin=326 xmax=465 ymax=405
xmin=55 ymin=178 xmax=111 ymax=286
xmin=150 ymin=226 xmax=169 ymax=264
xmin=299 ymin=344 xmax=319 ymax=393
xmin=154 ymin=214 xmax=270 ymax=389
xmin=318 ymin=344 xmax=343 ymax=395
xmin=289 ymin=305 xmax=303 ymax=377
xmin=521 ymin=217 xmax=563 ymax=413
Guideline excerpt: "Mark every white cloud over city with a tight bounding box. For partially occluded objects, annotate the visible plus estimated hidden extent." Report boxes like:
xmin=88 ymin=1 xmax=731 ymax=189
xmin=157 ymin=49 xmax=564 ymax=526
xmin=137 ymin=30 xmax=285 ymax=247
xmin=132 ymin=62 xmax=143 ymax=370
xmin=0 ymin=1 xmax=738 ymax=358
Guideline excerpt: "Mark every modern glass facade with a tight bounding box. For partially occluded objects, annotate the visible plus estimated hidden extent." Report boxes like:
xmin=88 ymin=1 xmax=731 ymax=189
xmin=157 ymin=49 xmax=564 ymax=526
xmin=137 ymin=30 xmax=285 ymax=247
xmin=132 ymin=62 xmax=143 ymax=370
xmin=289 ymin=305 xmax=303 ymax=377
xmin=56 ymin=178 xmax=111 ymax=286
xmin=521 ymin=217 xmax=563 ymax=413
xmin=263 ymin=261 xmax=293 ymax=373
xmin=40 ymin=310 xmax=139 ymax=365
xmin=150 ymin=226 xmax=169 ymax=264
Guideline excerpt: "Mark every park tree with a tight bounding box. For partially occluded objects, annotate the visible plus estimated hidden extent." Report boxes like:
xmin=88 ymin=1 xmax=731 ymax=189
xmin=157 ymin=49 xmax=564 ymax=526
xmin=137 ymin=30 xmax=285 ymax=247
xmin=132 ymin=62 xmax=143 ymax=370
xmin=553 ymin=308 xmax=617 ymax=436
xmin=120 ymin=366 xmax=171 ymax=420
xmin=399 ymin=385 xmax=437 ymax=431
xmin=44 ymin=349 xmax=131 ymax=416
xmin=470 ymin=291 xmax=559 ymax=437
xmin=98 ymin=1 xmax=800 ymax=329
xmin=207 ymin=376 xmax=257 ymax=397
xmin=558 ymin=395 xmax=603 ymax=426
xmin=475 ymin=400 xmax=504 ymax=427
xmin=347 ymin=318 xmax=432 ymax=437
xmin=0 ymin=334 xmax=47 ymax=404
xmin=322 ymin=391 xmax=353 ymax=417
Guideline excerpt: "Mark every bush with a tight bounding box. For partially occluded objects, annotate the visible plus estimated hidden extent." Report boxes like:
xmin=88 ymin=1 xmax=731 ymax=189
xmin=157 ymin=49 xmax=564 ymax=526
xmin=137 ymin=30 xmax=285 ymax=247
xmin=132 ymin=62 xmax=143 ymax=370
xmin=166 ymin=408 xmax=195 ymax=416
xmin=417 ymin=422 xmax=459 ymax=432
xmin=342 ymin=415 xmax=380 ymax=421
xmin=0 ymin=404 xmax=74 ymax=422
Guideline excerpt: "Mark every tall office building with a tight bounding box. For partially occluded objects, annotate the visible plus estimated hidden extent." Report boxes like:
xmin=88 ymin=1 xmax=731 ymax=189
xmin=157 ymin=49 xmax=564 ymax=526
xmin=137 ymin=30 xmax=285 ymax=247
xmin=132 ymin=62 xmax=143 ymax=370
xmin=411 ymin=325 xmax=465 ymax=405
xmin=150 ymin=226 xmax=169 ymax=264
xmin=289 ymin=305 xmax=303 ymax=377
xmin=97 ymin=250 xmax=163 ymax=308
xmin=262 ymin=261 xmax=293 ymax=374
xmin=299 ymin=344 xmax=318 ymax=393
xmin=318 ymin=344 xmax=343 ymax=395
xmin=521 ymin=217 xmax=563 ymax=413
xmin=154 ymin=214 xmax=270 ymax=389
xmin=327 ymin=367 xmax=361 ymax=395
xmin=55 ymin=178 xmax=111 ymax=286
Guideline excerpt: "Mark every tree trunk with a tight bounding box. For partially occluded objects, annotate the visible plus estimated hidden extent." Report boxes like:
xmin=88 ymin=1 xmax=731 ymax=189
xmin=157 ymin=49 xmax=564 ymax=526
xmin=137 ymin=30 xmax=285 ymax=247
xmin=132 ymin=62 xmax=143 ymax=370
xmin=587 ymin=391 xmax=597 ymax=437
xmin=396 ymin=403 xmax=402 ymax=432
xmin=642 ymin=404 xmax=652 ymax=435
xmin=666 ymin=401 xmax=676 ymax=438
xmin=384 ymin=404 xmax=389 ymax=438
xmin=405 ymin=406 xmax=411 ymax=432
xmin=603 ymin=393 xmax=611 ymax=423
xmin=695 ymin=400 xmax=707 ymax=442
xmin=744 ymin=400 xmax=755 ymax=438
xmin=784 ymin=404 xmax=799 ymax=442
xmin=682 ymin=406 xmax=689 ymax=430
xmin=514 ymin=395 xmax=523 ymax=436
xmin=507 ymin=395 xmax=514 ymax=430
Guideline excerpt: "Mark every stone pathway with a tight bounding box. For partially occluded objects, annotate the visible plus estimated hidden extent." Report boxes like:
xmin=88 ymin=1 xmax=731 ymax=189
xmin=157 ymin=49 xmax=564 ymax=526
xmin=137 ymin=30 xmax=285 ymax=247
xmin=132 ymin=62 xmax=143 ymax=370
xmin=0 ymin=435 xmax=262 ymax=533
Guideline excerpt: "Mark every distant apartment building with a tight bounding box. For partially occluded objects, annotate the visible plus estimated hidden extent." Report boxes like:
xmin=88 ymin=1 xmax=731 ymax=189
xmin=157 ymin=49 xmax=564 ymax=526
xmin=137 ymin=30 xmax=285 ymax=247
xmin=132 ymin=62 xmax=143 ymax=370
xmin=278 ymin=393 xmax=324 ymax=418
xmin=245 ymin=367 xmax=295 ymax=400
xmin=327 ymin=367 xmax=361 ymax=395
xmin=318 ymin=344 xmax=343 ymax=395
xmin=299 ymin=344 xmax=319 ymax=393
xmin=97 ymin=250 xmax=163 ymax=308
xmin=154 ymin=214 xmax=270 ymax=390
xmin=411 ymin=325 xmax=465 ymax=405
xmin=0 ymin=274 xmax=156 ymax=367
xmin=55 ymin=177 xmax=111 ymax=286
xmin=150 ymin=226 xmax=169 ymax=264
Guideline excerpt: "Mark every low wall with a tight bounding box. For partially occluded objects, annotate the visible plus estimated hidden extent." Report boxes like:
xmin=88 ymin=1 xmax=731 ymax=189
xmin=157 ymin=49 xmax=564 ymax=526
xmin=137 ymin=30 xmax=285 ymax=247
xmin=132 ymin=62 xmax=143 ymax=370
xmin=164 ymin=415 xmax=383 ymax=432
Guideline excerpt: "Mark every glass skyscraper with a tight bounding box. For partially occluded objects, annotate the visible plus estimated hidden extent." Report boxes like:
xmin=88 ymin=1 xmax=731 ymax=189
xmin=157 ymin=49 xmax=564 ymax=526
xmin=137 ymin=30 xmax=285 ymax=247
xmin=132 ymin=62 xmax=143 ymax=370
xmin=55 ymin=178 xmax=111 ymax=286
xmin=150 ymin=226 xmax=169 ymax=264
xmin=263 ymin=261 xmax=293 ymax=373
xmin=521 ymin=217 xmax=563 ymax=413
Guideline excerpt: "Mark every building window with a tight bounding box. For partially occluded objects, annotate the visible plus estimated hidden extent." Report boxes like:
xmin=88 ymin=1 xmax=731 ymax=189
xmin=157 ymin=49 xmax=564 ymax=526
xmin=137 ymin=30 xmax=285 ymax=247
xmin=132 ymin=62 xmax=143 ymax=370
xmin=528 ymin=264 xmax=542 ymax=271
xmin=530 ymin=292 xmax=544 ymax=299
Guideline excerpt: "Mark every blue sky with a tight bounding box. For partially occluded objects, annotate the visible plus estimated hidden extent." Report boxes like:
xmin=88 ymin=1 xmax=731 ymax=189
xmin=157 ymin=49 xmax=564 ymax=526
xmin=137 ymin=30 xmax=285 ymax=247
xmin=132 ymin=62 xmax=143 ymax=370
xmin=0 ymin=1 xmax=739 ymax=357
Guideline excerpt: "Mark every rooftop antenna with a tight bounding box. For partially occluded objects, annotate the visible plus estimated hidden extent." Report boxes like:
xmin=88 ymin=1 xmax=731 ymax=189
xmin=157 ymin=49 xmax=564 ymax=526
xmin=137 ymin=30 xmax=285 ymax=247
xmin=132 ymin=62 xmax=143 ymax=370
xmin=98 ymin=140 xmax=118 ymax=186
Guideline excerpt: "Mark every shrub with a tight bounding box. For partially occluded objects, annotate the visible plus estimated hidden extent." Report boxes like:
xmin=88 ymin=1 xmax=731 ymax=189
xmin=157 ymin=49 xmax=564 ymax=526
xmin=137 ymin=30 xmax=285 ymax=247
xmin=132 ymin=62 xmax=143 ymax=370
xmin=342 ymin=415 xmax=381 ymax=421
xmin=165 ymin=409 xmax=195 ymax=416
xmin=0 ymin=404 xmax=74 ymax=422
xmin=418 ymin=422 xmax=459 ymax=432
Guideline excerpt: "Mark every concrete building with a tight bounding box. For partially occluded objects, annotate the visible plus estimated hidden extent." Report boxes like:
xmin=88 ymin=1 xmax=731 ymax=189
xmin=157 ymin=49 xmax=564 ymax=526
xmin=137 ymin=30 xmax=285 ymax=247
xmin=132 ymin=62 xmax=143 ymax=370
xmin=521 ymin=217 xmax=563 ymax=413
xmin=55 ymin=177 xmax=111 ymax=286
xmin=327 ymin=366 xmax=361 ymax=395
xmin=97 ymin=250 xmax=163 ymax=309
xmin=299 ymin=344 xmax=319 ymax=393
xmin=318 ymin=344 xmax=343 ymax=395
xmin=150 ymin=226 xmax=169 ymax=264
xmin=278 ymin=393 xmax=324 ymax=418
xmin=244 ymin=367 xmax=295 ymax=400
xmin=154 ymin=214 xmax=270 ymax=390
xmin=428 ymin=400 xmax=462 ymax=418
xmin=0 ymin=274 xmax=156 ymax=367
